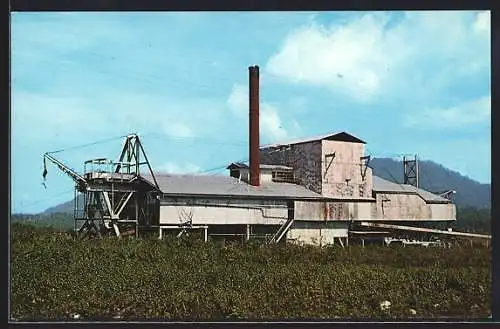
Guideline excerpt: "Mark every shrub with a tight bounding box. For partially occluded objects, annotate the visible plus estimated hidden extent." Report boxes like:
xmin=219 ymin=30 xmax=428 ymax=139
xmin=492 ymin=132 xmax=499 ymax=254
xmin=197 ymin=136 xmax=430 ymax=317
xmin=10 ymin=224 xmax=491 ymax=321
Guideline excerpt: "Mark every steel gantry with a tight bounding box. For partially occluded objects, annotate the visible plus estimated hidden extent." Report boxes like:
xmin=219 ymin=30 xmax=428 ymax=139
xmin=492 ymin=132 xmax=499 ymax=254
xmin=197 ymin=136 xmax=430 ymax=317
xmin=43 ymin=134 xmax=161 ymax=238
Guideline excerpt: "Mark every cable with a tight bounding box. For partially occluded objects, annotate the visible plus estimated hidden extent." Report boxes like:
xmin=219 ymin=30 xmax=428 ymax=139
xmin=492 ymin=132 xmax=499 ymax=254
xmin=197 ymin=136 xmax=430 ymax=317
xmin=14 ymin=55 xmax=243 ymax=93
xmin=205 ymin=157 xmax=249 ymax=176
xmin=16 ymin=50 xmax=449 ymax=112
xmin=18 ymin=188 xmax=75 ymax=210
xmin=143 ymin=133 xmax=247 ymax=147
xmin=16 ymin=30 xmax=445 ymax=110
xmin=47 ymin=134 xmax=129 ymax=154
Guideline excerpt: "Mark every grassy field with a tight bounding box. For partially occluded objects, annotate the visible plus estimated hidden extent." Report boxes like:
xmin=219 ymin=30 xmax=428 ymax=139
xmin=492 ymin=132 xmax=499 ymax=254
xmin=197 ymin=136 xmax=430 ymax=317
xmin=10 ymin=223 xmax=491 ymax=321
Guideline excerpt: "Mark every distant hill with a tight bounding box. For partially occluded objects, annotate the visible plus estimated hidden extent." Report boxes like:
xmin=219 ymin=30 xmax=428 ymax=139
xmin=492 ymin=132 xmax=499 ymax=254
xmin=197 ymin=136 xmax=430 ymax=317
xmin=369 ymin=158 xmax=490 ymax=209
xmin=41 ymin=158 xmax=490 ymax=214
xmin=42 ymin=195 xmax=83 ymax=215
xmin=11 ymin=213 xmax=75 ymax=231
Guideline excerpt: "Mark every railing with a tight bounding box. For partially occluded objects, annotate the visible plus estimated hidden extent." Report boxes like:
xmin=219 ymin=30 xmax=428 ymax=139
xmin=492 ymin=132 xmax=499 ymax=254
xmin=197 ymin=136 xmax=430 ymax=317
xmin=268 ymin=217 xmax=294 ymax=244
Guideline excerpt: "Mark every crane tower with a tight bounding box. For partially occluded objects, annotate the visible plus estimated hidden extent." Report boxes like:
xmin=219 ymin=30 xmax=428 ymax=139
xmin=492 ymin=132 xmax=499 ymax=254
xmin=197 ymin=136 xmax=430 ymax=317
xmin=42 ymin=134 xmax=161 ymax=238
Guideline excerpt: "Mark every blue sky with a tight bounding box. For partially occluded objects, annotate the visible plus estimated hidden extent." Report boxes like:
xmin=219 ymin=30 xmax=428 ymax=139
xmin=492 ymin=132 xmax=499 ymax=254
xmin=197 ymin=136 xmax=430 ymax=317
xmin=11 ymin=11 xmax=491 ymax=214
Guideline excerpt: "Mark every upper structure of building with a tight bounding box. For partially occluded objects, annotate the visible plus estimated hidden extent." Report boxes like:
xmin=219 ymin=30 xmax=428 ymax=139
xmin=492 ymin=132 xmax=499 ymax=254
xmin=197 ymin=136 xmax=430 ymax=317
xmin=144 ymin=131 xmax=450 ymax=204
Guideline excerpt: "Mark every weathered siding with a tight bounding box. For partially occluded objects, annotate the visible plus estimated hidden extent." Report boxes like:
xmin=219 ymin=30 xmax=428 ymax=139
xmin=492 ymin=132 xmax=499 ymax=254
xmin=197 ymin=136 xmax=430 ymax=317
xmin=238 ymin=168 xmax=273 ymax=184
xmin=430 ymin=203 xmax=456 ymax=220
xmin=294 ymin=201 xmax=325 ymax=220
xmin=287 ymin=221 xmax=349 ymax=245
xmin=326 ymin=202 xmax=352 ymax=220
xmin=294 ymin=200 xmax=376 ymax=221
xmin=362 ymin=167 xmax=373 ymax=198
xmin=261 ymin=141 xmax=323 ymax=194
xmin=371 ymin=192 xmax=455 ymax=221
xmin=321 ymin=140 xmax=372 ymax=199
xmin=357 ymin=202 xmax=372 ymax=220
xmin=261 ymin=139 xmax=372 ymax=200
xmin=159 ymin=197 xmax=287 ymax=225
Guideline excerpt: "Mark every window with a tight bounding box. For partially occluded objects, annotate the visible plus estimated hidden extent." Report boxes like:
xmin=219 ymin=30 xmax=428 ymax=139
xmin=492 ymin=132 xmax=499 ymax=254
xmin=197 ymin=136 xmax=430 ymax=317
xmin=272 ymin=170 xmax=295 ymax=183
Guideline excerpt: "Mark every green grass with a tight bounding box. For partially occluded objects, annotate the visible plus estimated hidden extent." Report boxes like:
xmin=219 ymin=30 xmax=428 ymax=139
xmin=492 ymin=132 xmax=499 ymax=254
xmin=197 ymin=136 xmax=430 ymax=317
xmin=10 ymin=223 xmax=491 ymax=321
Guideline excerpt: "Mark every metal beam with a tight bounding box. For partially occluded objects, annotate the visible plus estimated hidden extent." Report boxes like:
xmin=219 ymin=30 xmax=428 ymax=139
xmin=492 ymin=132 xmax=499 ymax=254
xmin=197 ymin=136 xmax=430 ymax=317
xmin=323 ymin=152 xmax=336 ymax=179
xmin=112 ymin=223 xmax=121 ymax=238
xmin=102 ymin=192 xmax=115 ymax=219
xmin=115 ymin=192 xmax=134 ymax=217
xmin=359 ymin=222 xmax=491 ymax=239
xmin=137 ymin=137 xmax=160 ymax=190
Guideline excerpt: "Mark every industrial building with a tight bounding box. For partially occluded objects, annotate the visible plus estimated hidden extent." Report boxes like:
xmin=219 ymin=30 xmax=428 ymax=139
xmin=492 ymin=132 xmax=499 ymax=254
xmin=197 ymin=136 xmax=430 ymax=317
xmin=149 ymin=130 xmax=456 ymax=246
xmin=42 ymin=65 xmax=490 ymax=245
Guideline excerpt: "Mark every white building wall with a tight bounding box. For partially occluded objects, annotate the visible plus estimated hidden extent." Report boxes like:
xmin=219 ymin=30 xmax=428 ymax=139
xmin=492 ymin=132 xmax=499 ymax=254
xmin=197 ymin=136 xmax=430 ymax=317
xmin=371 ymin=192 xmax=455 ymax=221
xmin=430 ymin=203 xmax=456 ymax=220
xmin=294 ymin=200 xmax=375 ymax=221
xmin=238 ymin=168 xmax=274 ymax=184
xmin=159 ymin=197 xmax=288 ymax=225
xmin=287 ymin=221 xmax=349 ymax=246
xmin=321 ymin=140 xmax=372 ymax=199
xmin=357 ymin=202 xmax=372 ymax=220
xmin=294 ymin=201 xmax=325 ymax=221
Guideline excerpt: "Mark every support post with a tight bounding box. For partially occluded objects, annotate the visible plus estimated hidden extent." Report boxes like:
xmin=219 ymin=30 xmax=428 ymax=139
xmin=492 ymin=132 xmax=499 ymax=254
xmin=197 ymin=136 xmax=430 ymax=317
xmin=159 ymin=227 xmax=163 ymax=240
xmin=135 ymin=195 xmax=139 ymax=238
xmin=136 ymin=135 xmax=140 ymax=176
xmin=113 ymin=223 xmax=121 ymax=238
xmin=204 ymin=227 xmax=208 ymax=242
xmin=403 ymin=155 xmax=419 ymax=188
xmin=362 ymin=239 xmax=365 ymax=248
xmin=246 ymin=224 xmax=250 ymax=241
xmin=73 ymin=187 xmax=77 ymax=236
xmin=248 ymin=65 xmax=260 ymax=187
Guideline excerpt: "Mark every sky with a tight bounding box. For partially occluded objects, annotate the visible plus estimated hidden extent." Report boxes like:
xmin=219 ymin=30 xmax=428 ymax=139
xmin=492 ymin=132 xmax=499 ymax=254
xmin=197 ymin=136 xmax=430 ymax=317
xmin=11 ymin=11 xmax=491 ymax=214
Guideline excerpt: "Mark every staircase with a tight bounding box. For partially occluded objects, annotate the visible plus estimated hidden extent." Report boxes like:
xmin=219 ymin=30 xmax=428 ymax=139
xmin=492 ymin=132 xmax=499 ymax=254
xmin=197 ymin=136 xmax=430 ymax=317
xmin=268 ymin=217 xmax=294 ymax=244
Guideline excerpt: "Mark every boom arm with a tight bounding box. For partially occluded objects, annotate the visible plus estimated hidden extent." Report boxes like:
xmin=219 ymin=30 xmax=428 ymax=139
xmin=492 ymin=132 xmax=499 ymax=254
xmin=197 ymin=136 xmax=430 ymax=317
xmin=43 ymin=153 xmax=88 ymax=190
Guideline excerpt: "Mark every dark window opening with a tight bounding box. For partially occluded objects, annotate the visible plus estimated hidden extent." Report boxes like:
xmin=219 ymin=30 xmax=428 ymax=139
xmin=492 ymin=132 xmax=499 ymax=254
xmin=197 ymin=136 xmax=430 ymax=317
xmin=272 ymin=170 xmax=295 ymax=183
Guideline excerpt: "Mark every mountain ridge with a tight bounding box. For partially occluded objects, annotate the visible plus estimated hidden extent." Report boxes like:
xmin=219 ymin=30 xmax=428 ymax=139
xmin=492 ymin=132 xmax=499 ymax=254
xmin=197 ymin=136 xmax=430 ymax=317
xmin=369 ymin=158 xmax=490 ymax=209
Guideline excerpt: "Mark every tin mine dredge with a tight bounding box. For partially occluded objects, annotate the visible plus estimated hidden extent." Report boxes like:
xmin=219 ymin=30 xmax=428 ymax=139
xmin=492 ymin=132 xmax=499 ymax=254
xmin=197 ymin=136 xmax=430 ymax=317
xmin=42 ymin=65 xmax=491 ymax=247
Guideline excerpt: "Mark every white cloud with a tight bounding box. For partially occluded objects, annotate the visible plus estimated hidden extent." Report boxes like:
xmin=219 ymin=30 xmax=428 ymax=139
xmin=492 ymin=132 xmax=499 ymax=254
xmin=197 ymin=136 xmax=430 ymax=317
xmin=290 ymin=119 xmax=302 ymax=136
xmin=227 ymin=84 xmax=247 ymax=118
xmin=162 ymin=122 xmax=194 ymax=138
xmin=405 ymin=95 xmax=490 ymax=129
xmin=11 ymin=89 xmax=227 ymax=157
xmin=11 ymin=91 xmax=107 ymax=142
xmin=11 ymin=13 xmax=129 ymax=62
xmin=227 ymin=83 xmax=290 ymax=141
xmin=261 ymin=104 xmax=288 ymax=141
xmin=266 ymin=11 xmax=490 ymax=103
xmin=473 ymin=11 xmax=490 ymax=34
xmin=156 ymin=162 xmax=201 ymax=174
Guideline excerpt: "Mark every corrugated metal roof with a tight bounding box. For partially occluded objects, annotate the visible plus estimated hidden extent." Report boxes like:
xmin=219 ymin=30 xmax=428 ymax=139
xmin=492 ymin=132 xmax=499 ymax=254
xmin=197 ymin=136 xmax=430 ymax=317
xmin=141 ymin=173 xmax=323 ymax=200
xmin=261 ymin=131 xmax=366 ymax=149
xmin=141 ymin=173 xmax=449 ymax=203
xmin=372 ymin=176 xmax=450 ymax=203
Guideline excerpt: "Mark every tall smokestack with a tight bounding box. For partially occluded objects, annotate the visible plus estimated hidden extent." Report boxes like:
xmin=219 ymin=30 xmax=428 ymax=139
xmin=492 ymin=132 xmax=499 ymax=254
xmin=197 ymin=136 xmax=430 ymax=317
xmin=249 ymin=65 xmax=260 ymax=187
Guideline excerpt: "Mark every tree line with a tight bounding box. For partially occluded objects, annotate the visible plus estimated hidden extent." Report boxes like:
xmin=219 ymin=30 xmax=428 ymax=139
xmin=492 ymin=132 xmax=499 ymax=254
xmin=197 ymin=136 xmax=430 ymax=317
xmin=11 ymin=206 xmax=491 ymax=234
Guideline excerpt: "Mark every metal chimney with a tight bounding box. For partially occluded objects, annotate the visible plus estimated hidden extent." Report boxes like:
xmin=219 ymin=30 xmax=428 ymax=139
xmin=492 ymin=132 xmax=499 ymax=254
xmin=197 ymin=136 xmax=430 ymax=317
xmin=249 ymin=65 xmax=260 ymax=186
